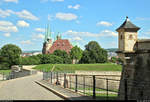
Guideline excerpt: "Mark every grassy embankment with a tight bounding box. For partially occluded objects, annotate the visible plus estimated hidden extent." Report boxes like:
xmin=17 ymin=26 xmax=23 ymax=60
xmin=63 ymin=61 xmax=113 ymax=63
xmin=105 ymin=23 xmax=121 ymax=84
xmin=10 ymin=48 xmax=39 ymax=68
xmin=33 ymin=63 xmax=122 ymax=72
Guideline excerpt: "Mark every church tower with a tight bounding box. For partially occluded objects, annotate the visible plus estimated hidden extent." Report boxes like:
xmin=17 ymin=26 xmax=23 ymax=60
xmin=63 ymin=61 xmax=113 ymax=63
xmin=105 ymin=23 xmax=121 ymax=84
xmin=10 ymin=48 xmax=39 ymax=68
xmin=116 ymin=16 xmax=140 ymax=62
xmin=42 ymin=24 xmax=52 ymax=54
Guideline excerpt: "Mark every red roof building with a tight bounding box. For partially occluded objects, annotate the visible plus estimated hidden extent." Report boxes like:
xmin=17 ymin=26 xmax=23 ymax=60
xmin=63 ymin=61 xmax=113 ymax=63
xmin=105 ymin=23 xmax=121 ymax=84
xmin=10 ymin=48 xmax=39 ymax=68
xmin=42 ymin=28 xmax=73 ymax=54
xmin=48 ymin=39 xmax=73 ymax=54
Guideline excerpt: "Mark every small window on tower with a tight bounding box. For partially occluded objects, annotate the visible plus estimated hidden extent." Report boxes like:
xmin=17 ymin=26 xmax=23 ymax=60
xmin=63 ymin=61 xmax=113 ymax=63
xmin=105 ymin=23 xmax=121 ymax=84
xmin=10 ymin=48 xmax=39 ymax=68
xmin=120 ymin=35 xmax=123 ymax=40
xmin=129 ymin=35 xmax=133 ymax=40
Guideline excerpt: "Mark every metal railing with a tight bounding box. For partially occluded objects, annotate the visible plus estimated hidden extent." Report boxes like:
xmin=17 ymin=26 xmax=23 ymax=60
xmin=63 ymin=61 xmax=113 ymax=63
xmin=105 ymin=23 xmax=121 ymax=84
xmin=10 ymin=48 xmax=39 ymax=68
xmin=43 ymin=71 xmax=120 ymax=100
xmin=0 ymin=69 xmax=37 ymax=81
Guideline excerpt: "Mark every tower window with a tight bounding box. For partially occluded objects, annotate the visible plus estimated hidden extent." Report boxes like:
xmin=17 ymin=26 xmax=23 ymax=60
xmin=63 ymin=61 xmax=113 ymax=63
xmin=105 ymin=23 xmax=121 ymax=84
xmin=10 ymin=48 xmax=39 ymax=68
xmin=120 ymin=35 xmax=123 ymax=40
xmin=129 ymin=35 xmax=133 ymax=40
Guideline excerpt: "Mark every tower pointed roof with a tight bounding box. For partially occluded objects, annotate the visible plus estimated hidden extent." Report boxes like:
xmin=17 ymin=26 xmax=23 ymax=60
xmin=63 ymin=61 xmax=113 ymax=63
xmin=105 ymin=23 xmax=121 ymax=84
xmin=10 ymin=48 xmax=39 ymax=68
xmin=44 ymin=23 xmax=51 ymax=43
xmin=116 ymin=16 xmax=140 ymax=32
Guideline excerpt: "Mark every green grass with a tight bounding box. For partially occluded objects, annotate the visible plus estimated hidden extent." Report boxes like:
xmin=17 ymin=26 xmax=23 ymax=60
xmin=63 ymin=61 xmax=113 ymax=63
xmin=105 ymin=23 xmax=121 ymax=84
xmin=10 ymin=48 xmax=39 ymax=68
xmin=33 ymin=63 xmax=122 ymax=72
xmin=0 ymin=69 xmax=11 ymax=75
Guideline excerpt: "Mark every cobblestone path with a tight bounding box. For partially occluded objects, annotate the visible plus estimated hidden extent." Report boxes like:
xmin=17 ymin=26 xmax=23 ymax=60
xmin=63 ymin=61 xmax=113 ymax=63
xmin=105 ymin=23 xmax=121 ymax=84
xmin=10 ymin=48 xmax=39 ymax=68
xmin=0 ymin=72 xmax=63 ymax=100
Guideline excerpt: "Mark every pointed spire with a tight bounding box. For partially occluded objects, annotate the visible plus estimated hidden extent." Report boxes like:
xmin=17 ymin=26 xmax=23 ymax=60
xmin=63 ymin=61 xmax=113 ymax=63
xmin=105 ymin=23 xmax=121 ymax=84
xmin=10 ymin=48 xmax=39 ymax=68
xmin=44 ymin=25 xmax=48 ymax=42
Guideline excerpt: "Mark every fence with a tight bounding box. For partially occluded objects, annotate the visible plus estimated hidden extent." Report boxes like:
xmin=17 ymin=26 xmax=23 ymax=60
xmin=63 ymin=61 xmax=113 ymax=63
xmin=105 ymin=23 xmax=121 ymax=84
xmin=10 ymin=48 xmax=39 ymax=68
xmin=0 ymin=69 xmax=37 ymax=81
xmin=43 ymin=71 xmax=120 ymax=100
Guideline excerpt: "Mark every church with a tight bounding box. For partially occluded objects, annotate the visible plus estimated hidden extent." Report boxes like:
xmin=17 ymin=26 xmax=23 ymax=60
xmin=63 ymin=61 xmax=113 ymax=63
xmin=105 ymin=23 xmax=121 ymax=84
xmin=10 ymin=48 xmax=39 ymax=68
xmin=42 ymin=25 xmax=73 ymax=54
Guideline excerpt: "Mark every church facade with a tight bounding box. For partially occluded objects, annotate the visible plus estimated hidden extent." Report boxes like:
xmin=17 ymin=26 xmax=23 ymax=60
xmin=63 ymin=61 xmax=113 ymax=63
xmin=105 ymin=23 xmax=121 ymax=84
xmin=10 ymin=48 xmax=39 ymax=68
xmin=42 ymin=25 xmax=73 ymax=54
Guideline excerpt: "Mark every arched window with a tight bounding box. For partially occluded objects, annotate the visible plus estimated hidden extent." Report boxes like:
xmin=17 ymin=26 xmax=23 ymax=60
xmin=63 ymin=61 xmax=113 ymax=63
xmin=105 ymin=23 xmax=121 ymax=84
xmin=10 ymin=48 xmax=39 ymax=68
xmin=120 ymin=35 xmax=123 ymax=40
xmin=129 ymin=34 xmax=133 ymax=40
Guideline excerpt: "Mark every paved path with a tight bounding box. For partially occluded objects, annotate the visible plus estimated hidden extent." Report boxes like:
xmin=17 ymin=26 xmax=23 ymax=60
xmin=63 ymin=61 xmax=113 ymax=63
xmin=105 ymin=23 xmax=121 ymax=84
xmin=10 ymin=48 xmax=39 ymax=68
xmin=0 ymin=72 xmax=63 ymax=100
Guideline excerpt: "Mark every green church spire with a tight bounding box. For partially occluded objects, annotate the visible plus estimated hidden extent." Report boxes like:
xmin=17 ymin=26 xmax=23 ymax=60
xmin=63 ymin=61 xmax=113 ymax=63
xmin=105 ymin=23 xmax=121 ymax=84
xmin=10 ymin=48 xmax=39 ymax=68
xmin=44 ymin=23 xmax=51 ymax=43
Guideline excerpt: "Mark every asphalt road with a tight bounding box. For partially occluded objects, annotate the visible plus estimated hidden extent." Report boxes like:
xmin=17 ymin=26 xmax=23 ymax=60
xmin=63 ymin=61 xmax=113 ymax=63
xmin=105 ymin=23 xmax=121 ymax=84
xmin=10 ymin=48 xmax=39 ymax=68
xmin=0 ymin=72 xmax=63 ymax=100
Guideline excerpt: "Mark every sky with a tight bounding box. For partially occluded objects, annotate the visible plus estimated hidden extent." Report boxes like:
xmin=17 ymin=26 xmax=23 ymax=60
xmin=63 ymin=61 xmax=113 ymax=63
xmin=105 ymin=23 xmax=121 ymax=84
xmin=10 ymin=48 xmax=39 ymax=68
xmin=0 ymin=0 xmax=150 ymax=51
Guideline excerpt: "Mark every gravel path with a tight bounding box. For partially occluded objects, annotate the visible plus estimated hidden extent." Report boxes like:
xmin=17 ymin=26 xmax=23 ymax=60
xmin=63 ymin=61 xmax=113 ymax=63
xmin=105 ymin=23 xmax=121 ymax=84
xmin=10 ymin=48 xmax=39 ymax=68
xmin=0 ymin=72 xmax=63 ymax=100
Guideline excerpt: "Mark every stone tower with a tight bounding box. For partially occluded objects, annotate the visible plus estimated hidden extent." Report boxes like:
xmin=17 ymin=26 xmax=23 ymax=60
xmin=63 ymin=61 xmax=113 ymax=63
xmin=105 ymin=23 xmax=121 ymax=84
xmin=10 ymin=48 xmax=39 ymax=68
xmin=116 ymin=16 xmax=140 ymax=63
xmin=42 ymin=24 xmax=52 ymax=54
xmin=116 ymin=17 xmax=150 ymax=100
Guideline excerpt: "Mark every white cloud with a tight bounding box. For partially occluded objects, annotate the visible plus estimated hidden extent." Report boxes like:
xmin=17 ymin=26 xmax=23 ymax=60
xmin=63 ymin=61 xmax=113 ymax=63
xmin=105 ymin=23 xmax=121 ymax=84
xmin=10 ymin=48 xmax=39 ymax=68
xmin=40 ymin=0 xmax=48 ymax=3
xmin=17 ymin=20 xmax=29 ymax=27
xmin=32 ymin=33 xmax=45 ymax=40
xmin=35 ymin=28 xmax=45 ymax=33
xmin=3 ymin=0 xmax=18 ymax=3
xmin=64 ymin=30 xmax=117 ymax=37
xmin=3 ymin=33 xmax=10 ymax=37
xmin=20 ymin=40 xmax=32 ymax=45
xmin=0 ymin=21 xmax=18 ymax=32
xmin=0 ymin=9 xmax=14 ymax=18
xmin=0 ymin=9 xmax=38 ymax=21
xmin=56 ymin=12 xmax=78 ymax=21
xmin=135 ymin=17 xmax=150 ymax=21
xmin=96 ymin=21 xmax=112 ymax=27
xmin=73 ymin=36 xmax=82 ymax=41
xmin=15 ymin=10 xmax=39 ymax=20
xmin=51 ymin=0 xmax=64 ymax=2
xmin=68 ymin=4 xmax=80 ymax=10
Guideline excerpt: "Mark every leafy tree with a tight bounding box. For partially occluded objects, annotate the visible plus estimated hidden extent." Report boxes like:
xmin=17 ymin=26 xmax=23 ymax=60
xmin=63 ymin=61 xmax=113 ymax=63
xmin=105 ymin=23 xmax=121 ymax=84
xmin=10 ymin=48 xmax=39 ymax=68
xmin=53 ymin=50 xmax=72 ymax=64
xmin=70 ymin=46 xmax=83 ymax=64
xmin=21 ymin=55 xmax=41 ymax=65
xmin=0 ymin=44 xmax=22 ymax=69
xmin=79 ymin=41 xmax=108 ymax=63
xmin=111 ymin=57 xmax=117 ymax=63
xmin=41 ymin=54 xmax=63 ymax=64
xmin=0 ymin=56 xmax=9 ymax=69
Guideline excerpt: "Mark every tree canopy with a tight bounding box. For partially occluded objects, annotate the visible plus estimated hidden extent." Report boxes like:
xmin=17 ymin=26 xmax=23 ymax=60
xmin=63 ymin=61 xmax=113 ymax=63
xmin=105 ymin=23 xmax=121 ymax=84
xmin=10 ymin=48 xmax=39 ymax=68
xmin=79 ymin=41 xmax=108 ymax=63
xmin=53 ymin=50 xmax=72 ymax=64
xmin=0 ymin=44 xmax=22 ymax=69
xmin=70 ymin=46 xmax=83 ymax=60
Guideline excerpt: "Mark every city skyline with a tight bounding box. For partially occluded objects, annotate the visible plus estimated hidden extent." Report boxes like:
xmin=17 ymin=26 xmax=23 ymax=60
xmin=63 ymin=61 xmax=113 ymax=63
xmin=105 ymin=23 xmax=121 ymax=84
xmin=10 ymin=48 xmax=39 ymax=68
xmin=0 ymin=0 xmax=150 ymax=51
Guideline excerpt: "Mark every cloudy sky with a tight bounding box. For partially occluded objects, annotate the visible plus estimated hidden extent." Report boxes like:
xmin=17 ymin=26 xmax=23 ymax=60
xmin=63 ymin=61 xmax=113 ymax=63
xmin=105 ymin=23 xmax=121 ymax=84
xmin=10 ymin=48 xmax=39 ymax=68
xmin=0 ymin=0 xmax=150 ymax=51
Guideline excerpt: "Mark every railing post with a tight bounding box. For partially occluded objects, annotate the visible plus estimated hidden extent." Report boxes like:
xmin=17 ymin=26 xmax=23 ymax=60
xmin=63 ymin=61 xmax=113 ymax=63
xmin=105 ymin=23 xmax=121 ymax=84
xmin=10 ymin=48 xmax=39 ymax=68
xmin=64 ymin=73 xmax=66 ymax=88
xmin=75 ymin=75 xmax=78 ymax=92
xmin=3 ymin=72 xmax=4 ymax=80
xmin=125 ymin=78 xmax=128 ymax=100
xmin=106 ymin=78 xmax=109 ymax=100
xmin=93 ymin=75 xmax=96 ymax=99
xmin=69 ymin=75 xmax=71 ymax=89
xmin=51 ymin=72 xmax=52 ymax=84
xmin=83 ymin=76 xmax=85 ymax=94
xmin=56 ymin=72 xmax=59 ymax=85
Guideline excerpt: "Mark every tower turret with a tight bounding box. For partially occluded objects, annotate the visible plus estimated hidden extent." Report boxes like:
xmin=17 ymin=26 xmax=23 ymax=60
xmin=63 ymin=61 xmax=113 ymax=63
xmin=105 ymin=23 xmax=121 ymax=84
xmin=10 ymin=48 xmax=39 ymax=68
xmin=116 ymin=16 xmax=140 ymax=52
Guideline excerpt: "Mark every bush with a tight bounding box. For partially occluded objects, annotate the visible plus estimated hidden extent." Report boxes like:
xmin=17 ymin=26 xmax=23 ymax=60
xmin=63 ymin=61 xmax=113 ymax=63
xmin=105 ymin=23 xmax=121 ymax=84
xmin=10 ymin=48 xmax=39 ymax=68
xmin=41 ymin=54 xmax=63 ymax=64
xmin=21 ymin=56 xmax=41 ymax=65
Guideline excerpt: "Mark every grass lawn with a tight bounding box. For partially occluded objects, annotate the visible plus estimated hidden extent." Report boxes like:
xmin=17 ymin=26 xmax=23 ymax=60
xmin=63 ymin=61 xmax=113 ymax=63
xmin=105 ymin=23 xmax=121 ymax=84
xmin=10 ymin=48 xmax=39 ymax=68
xmin=0 ymin=69 xmax=11 ymax=75
xmin=33 ymin=63 xmax=122 ymax=72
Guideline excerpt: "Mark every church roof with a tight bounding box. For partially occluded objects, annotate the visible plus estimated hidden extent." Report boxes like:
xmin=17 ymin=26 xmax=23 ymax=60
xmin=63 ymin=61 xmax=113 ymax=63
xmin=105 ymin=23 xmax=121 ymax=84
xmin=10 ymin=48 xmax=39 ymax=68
xmin=48 ymin=39 xmax=73 ymax=54
xmin=116 ymin=16 xmax=140 ymax=31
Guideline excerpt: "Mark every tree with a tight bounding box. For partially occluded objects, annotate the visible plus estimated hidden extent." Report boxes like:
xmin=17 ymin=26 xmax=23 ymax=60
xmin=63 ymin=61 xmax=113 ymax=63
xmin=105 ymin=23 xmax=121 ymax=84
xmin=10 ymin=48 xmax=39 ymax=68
xmin=0 ymin=56 xmax=9 ymax=69
xmin=70 ymin=46 xmax=83 ymax=64
xmin=79 ymin=41 xmax=108 ymax=63
xmin=0 ymin=44 xmax=22 ymax=69
xmin=21 ymin=55 xmax=41 ymax=65
xmin=41 ymin=54 xmax=63 ymax=64
xmin=53 ymin=50 xmax=72 ymax=64
xmin=111 ymin=57 xmax=117 ymax=63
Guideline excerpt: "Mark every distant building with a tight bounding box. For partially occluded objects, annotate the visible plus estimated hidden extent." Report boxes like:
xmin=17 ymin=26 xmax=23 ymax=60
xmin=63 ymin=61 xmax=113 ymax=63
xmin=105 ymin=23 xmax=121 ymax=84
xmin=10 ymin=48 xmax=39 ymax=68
xmin=42 ymin=25 xmax=73 ymax=54
xmin=21 ymin=53 xmax=33 ymax=57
